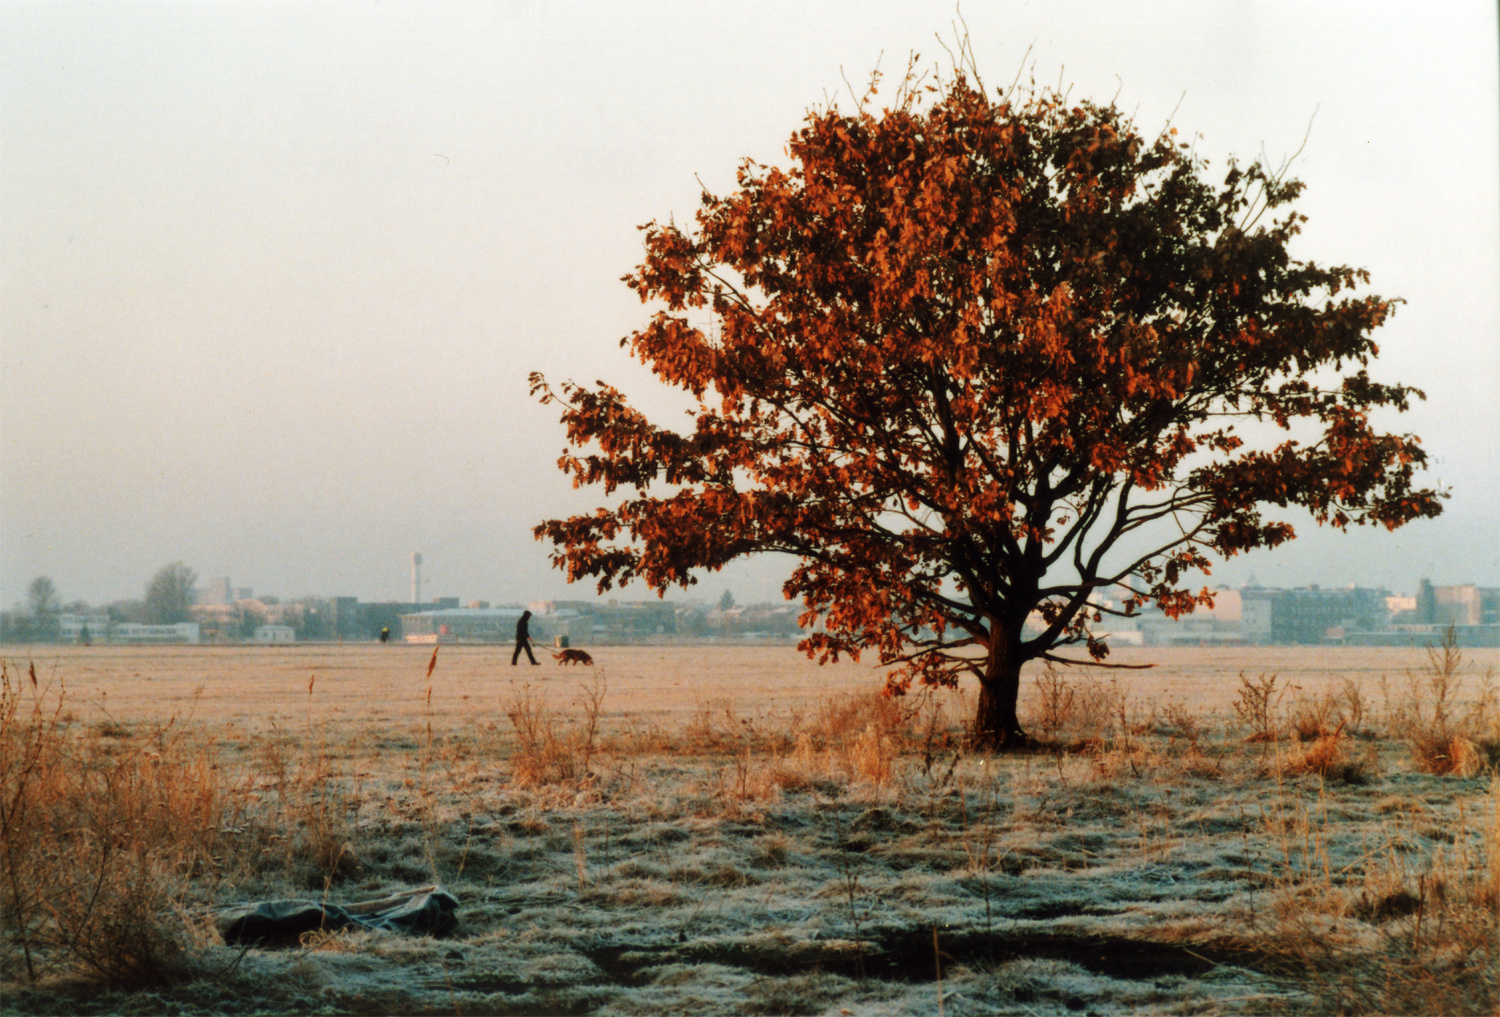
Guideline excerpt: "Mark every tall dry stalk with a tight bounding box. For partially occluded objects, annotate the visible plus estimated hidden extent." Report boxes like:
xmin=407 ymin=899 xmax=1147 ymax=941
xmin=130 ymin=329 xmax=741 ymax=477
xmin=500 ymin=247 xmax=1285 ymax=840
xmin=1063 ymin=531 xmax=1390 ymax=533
xmin=256 ymin=676 xmax=360 ymax=889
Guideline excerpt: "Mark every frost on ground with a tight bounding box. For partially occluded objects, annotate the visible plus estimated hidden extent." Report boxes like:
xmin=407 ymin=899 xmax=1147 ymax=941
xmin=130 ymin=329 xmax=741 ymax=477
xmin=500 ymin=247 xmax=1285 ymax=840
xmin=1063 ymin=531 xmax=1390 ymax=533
xmin=4 ymin=653 xmax=1499 ymax=1016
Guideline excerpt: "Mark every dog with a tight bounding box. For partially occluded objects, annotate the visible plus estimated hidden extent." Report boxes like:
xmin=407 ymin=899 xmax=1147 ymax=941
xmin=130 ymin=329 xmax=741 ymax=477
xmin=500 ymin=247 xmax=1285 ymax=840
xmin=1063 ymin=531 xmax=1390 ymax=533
xmin=552 ymin=648 xmax=594 ymax=666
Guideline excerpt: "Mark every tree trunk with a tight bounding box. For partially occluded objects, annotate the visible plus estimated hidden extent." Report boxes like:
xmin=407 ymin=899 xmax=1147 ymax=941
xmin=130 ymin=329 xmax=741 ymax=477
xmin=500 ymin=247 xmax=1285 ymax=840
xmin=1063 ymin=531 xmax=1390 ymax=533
xmin=973 ymin=637 xmax=1028 ymax=749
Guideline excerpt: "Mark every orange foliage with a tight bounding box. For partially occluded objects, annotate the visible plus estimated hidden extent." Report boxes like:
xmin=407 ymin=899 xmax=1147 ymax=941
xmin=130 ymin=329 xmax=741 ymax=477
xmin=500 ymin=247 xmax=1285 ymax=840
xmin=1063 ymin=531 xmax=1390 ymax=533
xmin=530 ymin=57 xmax=1441 ymax=745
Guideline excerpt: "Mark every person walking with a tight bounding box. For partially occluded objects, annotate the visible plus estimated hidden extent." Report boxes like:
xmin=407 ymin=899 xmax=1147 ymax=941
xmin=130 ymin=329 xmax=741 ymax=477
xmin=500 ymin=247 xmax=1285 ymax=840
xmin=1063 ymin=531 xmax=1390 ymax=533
xmin=512 ymin=610 xmax=539 ymax=665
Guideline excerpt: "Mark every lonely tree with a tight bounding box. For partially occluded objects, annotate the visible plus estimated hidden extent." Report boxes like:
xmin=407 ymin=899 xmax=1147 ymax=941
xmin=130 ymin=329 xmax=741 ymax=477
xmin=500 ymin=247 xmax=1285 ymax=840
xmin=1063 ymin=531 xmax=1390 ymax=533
xmin=532 ymin=63 xmax=1441 ymax=746
xmin=144 ymin=561 xmax=198 ymax=626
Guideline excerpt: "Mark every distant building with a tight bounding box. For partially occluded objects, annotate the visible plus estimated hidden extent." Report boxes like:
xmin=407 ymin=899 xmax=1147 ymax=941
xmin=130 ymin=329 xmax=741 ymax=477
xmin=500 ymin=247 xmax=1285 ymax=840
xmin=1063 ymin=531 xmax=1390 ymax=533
xmin=1241 ymin=585 xmax=1390 ymax=645
xmin=1241 ymin=596 xmax=1273 ymax=642
xmin=52 ymin=615 xmax=202 ymax=644
xmin=542 ymin=600 xmax=678 ymax=643
xmin=397 ymin=600 xmax=682 ymax=645
xmin=1416 ymin=581 xmax=1500 ymax=627
xmin=1086 ymin=584 xmax=1402 ymax=646
xmin=197 ymin=577 xmax=234 ymax=606
xmin=327 ymin=597 xmax=361 ymax=639
xmin=357 ymin=602 xmax=421 ymax=642
xmin=1329 ymin=581 xmax=1500 ymax=646
xmin=400 ymin=607 xmax=535 ymax=644
xmin=58 ymin=614 xmax=111 ymax=643
xmin=113 ymin=622 xmax=200 ymax=644
xmin=253 ymin=624 xmax=295 ymax=644
xmin=194 ymin=578 xmax=255 ymax=607
xmin=1087 ymin=588 xmax=1247 ymax=647
xmin=1385 ymin=594 xmax=1418 ymax=623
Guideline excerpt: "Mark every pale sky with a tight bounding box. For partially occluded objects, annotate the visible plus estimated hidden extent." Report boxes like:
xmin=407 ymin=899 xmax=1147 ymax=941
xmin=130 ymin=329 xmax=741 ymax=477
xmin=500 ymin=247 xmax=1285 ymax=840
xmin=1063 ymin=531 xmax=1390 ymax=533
xmin=2 ymin=1 xmax=1497 ymax=609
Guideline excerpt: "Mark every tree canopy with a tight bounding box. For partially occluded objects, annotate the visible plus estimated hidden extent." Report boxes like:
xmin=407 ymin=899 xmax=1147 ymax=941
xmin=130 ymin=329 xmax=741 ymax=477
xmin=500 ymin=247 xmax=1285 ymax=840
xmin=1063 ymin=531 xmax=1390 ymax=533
xmin=144 ymin=562 xmax=198 ymax=626
xmin=26 ymin=576 xmax=59 ymax=618
xmin=531 ymin=60 xmax=1442 ymax=745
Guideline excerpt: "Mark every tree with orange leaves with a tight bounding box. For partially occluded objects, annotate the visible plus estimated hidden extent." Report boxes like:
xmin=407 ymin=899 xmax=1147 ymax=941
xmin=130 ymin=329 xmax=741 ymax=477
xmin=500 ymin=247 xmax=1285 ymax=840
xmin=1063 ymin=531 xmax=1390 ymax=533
xmin=531 ymin=58 xmax=1442 ymax=747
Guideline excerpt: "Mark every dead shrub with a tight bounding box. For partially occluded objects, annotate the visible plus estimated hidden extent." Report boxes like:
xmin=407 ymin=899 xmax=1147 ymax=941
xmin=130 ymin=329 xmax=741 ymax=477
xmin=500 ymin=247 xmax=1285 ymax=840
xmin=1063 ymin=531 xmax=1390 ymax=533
xmin=1084 ymin=740 xmax=1156 ymax=782
xmin=1233 ymin=672 xmax=1284 ymax=742
xmin=505 ymin=685 xmax=582 ymax=785
xmin=281 ymin=791 xmax=361 ymax=889
xmin=811 ymin=687 xmax=909 ymax=747
xmin=251 ymin=718 xmax=363 ymax=889
xmin=769 ymin=689 xmax=911 ymax=786
xmin=1025 ymin=669 xmax=1123 ymax=744
xmin=679 ymin=696 xmax=726 ymax=754
xmin=1152 ymin=699 xmax=1203 ymax=747
xmin=1174 ymin=747 xmax=1226 ymax=780
xmin=848 ymin=723 xmax=896 ymax=784
xmin=613 ymin=714 xmax=673 ymax=756
xmin=1032 ymin=665 xmax=1075 ymax=741
xmin=1385 ymin=628 xmax=1498 ymax=775
xmin=1413 ymin=735 xmax=1485 ymax=779
xmin=1 ymin=662 xmax=224 ymax=986
xmin=761 ymin=754 xmax=830 ymax=794
xmin=675 ymin=695 xmax=775 ymax=755
xmin=1289 ymin=679 xmax=1367 ymax=741
xmin=1073 ymin=675 xmax=1126 ymax=741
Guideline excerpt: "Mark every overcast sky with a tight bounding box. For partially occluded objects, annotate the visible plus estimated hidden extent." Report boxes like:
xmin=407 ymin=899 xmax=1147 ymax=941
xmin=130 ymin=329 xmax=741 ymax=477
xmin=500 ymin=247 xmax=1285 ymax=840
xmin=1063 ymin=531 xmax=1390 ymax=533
xmin=2 ymin=1 xmax=1497 ymax=609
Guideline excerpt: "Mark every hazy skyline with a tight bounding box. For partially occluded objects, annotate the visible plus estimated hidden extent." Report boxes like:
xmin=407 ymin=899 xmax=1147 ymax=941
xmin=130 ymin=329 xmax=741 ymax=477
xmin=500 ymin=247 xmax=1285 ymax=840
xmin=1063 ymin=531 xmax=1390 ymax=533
xmin=3 ymin=1 xmax=1498 ymax=609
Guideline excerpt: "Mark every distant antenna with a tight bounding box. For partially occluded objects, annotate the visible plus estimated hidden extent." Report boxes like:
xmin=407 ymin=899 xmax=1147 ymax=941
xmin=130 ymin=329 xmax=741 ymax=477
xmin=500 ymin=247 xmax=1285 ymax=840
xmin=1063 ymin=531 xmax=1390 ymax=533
xmin=412 ymin=552 xmax=423 ymax=606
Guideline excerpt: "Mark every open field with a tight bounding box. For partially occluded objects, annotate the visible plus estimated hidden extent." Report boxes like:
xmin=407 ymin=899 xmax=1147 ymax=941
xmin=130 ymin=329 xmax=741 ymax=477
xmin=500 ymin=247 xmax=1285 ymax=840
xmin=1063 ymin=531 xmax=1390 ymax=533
xmin=3 ymin=643 xmax=1498 ymax=1015
xmin=9 ymin=642 xmax=1472 ymax=734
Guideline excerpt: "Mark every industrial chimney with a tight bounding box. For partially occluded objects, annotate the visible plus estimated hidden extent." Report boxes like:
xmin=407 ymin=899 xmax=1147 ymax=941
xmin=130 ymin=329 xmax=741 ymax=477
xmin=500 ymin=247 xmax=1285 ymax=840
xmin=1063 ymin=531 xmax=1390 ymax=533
xmin=411 ymin=552 xmax=423 ymax=607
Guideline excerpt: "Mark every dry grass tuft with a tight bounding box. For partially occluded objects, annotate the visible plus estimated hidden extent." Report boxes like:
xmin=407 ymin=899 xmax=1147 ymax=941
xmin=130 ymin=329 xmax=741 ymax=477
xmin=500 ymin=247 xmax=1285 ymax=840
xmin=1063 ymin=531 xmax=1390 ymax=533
xmin=1 ymin=655 xmax=463 ymax=986
xmin=1289 ymin=679 xmax=1367 ymax=740
xmin=1385 ymin=629 xmax=1498 ymax=775
xmin=1280 ymin=729 xmax=1375 ymax=785
xmin=1032 ymin=665 xmax=1077 ymax=741
xmin=1 ymin=663 xmax=222 ymax=986
xmin=503 ymin=676 xmax=605 ymax=787
xmin=774 ymin=689 xmax=915 ymax=786
xmin=253 ymin=722 xmax=363 ymax=888
xmin=811 ymin=687 xmax=909 ymax=746
xmin=849 ymin=722 xmax=897 ymax=784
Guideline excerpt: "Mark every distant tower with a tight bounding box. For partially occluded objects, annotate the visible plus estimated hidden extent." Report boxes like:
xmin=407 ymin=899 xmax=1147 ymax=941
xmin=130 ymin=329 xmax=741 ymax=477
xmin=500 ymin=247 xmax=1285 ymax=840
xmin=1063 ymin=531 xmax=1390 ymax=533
xmin=412 ymin=553 xmax=423 ymax=607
